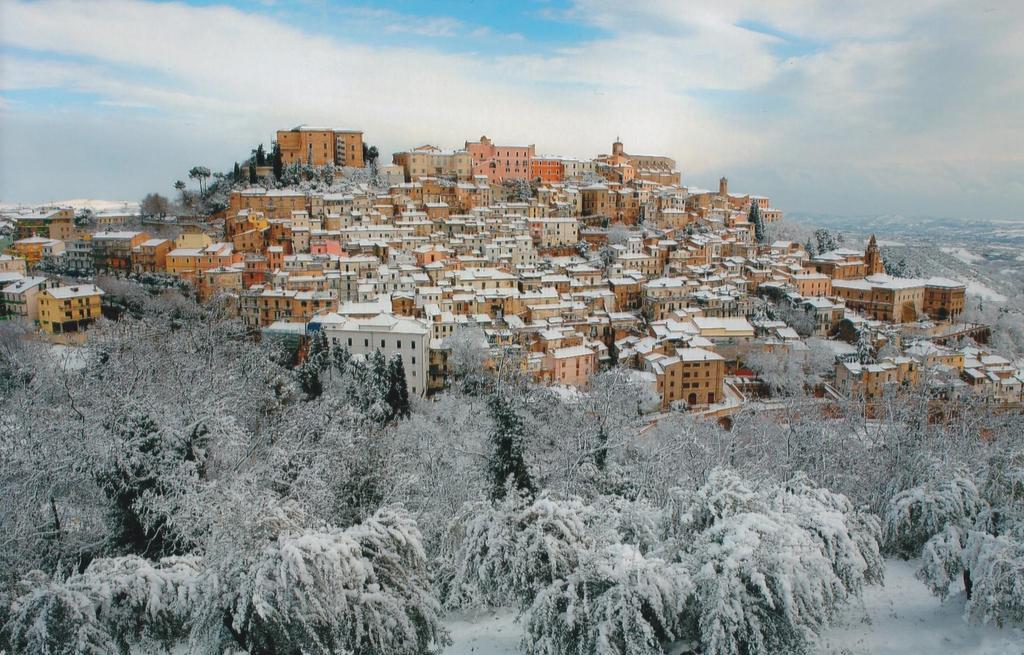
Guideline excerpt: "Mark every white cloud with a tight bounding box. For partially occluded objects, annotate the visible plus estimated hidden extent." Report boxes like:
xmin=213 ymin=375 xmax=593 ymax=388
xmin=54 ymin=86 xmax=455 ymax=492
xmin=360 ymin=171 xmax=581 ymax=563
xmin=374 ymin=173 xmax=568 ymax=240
xmin=0 ymin=0 xmax=1022 ymax=219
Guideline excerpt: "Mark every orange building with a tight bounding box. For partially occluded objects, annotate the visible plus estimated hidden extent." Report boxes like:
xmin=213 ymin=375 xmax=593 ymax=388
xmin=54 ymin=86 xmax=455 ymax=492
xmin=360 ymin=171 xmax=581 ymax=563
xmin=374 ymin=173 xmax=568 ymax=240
xmin=132 ymin=238 xmax=173 ymax=274
xmin=530 ymin=157 xmax=565 ymax=183
xmin=276 ymin=126 xmax=364 ymax=167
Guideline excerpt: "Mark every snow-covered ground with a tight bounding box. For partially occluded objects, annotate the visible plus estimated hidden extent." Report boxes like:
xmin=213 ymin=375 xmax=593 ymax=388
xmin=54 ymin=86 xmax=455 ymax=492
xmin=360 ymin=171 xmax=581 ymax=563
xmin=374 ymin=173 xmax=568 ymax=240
xmin=444 ymin=610 xmax=521 ymax=655
xmin=818 ymin=559 xmax=1023 ymax=655
xmin=443 ymin=560 xmax=1023 ymax=655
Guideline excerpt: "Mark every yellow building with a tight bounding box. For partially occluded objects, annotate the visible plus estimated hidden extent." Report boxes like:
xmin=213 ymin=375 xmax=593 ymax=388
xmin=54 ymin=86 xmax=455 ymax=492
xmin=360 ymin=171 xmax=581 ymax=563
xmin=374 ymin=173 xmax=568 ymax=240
xmin=12 ymin=236 xmax=60 ymax=266
xmin=38 ymin=284 xmax=105 ymax=334
xmin=653 ymin=347 xmax=726 ymax=409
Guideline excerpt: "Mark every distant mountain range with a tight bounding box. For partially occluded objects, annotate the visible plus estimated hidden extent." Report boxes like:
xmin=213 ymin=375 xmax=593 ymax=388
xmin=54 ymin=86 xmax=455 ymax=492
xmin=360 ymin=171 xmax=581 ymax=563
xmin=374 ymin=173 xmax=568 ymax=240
xmin=788 ymin=213 xmax=1024 ymax=244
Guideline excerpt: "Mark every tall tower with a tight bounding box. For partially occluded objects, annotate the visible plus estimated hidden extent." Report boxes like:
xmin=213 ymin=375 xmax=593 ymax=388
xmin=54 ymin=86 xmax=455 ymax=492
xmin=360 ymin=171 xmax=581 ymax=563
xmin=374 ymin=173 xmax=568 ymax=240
xmin=865 ymin=234 xmax=884 ymax=275
xmin=719 ymin=177 xmax=729 ymax=196
xmin=612 ymin=137 xmax=624 ymax=157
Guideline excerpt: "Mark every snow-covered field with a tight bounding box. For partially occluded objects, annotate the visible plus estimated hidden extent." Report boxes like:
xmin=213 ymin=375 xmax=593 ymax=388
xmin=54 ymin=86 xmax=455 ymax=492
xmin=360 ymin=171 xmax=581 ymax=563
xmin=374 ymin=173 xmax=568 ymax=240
xmin=941 ymin=247 xmax=985 ymax=265
xmin=961 ymin=280 xmax=1009 ymax=302
xmin=0 ymin=198 xmax=138 ymax=212
xmin=443 ymin=560 xmax=1024 ymax=655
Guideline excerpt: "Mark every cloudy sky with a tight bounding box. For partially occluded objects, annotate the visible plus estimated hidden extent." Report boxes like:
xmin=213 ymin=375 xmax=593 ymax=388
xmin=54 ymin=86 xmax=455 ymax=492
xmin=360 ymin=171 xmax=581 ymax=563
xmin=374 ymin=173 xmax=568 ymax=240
xmin=1 ymin=0 xmax=1022 ymax=220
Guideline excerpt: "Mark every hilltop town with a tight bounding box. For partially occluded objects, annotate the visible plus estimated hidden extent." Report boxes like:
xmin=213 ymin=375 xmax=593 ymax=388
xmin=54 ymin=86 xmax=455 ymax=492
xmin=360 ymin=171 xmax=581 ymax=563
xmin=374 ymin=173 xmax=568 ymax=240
xmin=3 ymin=126 xmax=1024 ymax=655
xmin=1 ymin=126 xmax=1020 ymax=411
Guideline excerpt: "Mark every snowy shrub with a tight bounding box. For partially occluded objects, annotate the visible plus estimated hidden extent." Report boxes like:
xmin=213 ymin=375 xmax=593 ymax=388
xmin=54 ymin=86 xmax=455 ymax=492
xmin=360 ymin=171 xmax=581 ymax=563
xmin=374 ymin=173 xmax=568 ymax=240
xmin=917 ymin=524 xmax=967 ymax=599
xmin=444 ymin=492 xmax=592 ymax=610
xmin=664 ymin=468 xmax=766 ymax=539
xmin=5 ymin=576 xmax=118 ymax=655
xmin=5 ymin=556 xmax=202 ymax=654
xmin=883 ymin=476 xmax=983 ymax=558
xmin=225 ymin=507 xmax=447 ymax=655
xmin=771 ymin=474 xmax=885 ymax=593
xmin=656 ymin=469 xmax=885 ymax=655
xmin=962 ymin=531 xmax=1024 ymax=627
xmin=524 ymin=544 xmax=693 ymax=655
xmin=688 ymin=510 xmax=846 ymax=655
xmin=588 ymin=495 xmax=662 ymax=555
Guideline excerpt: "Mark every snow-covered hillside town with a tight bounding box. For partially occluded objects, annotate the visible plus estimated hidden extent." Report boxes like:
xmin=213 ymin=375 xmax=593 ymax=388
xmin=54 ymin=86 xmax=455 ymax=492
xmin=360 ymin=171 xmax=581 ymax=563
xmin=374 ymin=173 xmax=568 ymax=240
xmin=3 ymin=132 xmax=1021 ymax=413
xmin=2 ymin=125 xmax=1023 ymax=655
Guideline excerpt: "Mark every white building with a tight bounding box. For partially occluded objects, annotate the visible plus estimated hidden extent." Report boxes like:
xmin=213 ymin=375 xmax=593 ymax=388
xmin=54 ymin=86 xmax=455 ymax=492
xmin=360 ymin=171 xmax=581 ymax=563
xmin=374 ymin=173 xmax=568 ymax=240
xmin=314 ymin=312 xmax=431 ymax=396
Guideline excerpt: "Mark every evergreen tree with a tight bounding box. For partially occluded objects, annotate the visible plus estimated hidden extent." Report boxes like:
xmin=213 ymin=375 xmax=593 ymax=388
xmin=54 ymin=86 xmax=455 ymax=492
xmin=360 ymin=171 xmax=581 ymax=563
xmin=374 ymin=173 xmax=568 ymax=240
xmin=367 ymin=350 xmax=393 ymax=423
xmin=749 ymin=202 xmax=765 ymax=244
xmin=332 ymin=342 xmax=351 ymax=375
xmin=248 ymin=161 xmax=257 ymax=184
xmin=386 ymin=355 xmax=411 ymax=420
xmin=232 ymin=162 xmax=240 ymax=182
xmin=254 ymin=143 xmax=266 ymax=167
xmin=815 ymin=228 xmax=838 ymax=254
xmin=486 ymin=393 xmax=535 ymax=501
xmin=362 ymin=143 xmax=379 ymax=165
xmin=804 ymin=238 xmax=817 ymax=257
xmin=298 ymin=330 xmax=330 ymax=400
xmin=271 ymin=142 xmax=283 ymax=180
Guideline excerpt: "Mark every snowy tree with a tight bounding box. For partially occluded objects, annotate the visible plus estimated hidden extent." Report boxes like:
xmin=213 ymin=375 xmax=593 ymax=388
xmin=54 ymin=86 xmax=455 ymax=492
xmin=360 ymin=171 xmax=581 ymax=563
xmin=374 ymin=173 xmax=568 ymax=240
xmin=607 ymin=222 xmax=631 ymax=246
xmin=742 ymin=349 xmax=807 ymax=398
xmin=386 ymin=354 xmax=411 ymax=420
xmin=187 ymin=166 xmax=211 ymax=196
xmin=657 ymin=469 xmax=884 ymax=655
xmin=444 ymin=492 xmax=592 ymax=610
xmin=215 ymin=507 xmax=448 ymax=655
xmin=486 ymin=393 xmax=536 ymax=501
xmin=961 ymin=531 xmax=1024 ymax=626
xmin=886 ymin=453 xmax=1024 ymax=622
xmin=140 ymin=193 xmax=170 ymax=218
xmin=297 ymin=329 xmax=331 ymax=399
xmin=749 ymin=202 xmax=765 ymax=245
xmin=856 ymin=327 xmax=877 ymax=364
xmin=814 ymin=228 xmax=838 ymax=254
xmin=883 ymin=476 xmax=983 ymax=559
xmin=443 ymin=326 xmax=490 ymax=393
xmin=524 ymin=544 xmax=693 ymax=655
xmin=6 ymin=574 xmax=121 ymax=654
xmin=6 ymin=556 xmax=202 ymax=654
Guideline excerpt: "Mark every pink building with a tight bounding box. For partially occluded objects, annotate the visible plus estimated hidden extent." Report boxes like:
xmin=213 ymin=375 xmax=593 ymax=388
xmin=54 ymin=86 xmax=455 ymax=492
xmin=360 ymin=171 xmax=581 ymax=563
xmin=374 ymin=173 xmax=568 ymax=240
xmin=545 ymin=345 xmax=597 ymax=388
xmin=311 ymin=239 xmax=344 ymax=256
xmin=465 ymin=135 xmax=535 ymax=183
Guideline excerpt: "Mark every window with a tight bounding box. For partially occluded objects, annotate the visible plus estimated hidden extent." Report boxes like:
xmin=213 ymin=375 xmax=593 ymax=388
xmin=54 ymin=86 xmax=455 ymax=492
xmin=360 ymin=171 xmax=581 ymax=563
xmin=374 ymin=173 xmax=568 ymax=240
xmin=364 ymin=338 xmax=369 ymax=348
xmin=380 ymin=339 xmax=386 ymax=349
xmin=411 ymin=341 xmax=416 ymax=350
xmin=397 ymin=340 xmax=402 ymax=349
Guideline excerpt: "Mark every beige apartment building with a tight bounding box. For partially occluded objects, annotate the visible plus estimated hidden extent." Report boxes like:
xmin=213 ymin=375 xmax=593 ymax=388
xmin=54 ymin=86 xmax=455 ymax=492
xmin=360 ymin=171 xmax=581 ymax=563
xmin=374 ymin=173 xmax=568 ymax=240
xmin=392 ymin=145 xmax=473 ymax=181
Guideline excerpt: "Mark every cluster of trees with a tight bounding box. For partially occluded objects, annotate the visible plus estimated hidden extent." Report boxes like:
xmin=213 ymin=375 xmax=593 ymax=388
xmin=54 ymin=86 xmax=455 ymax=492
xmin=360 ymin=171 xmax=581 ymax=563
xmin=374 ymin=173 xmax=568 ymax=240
xmin=1 ymin=286 xmax=1023 ymax=653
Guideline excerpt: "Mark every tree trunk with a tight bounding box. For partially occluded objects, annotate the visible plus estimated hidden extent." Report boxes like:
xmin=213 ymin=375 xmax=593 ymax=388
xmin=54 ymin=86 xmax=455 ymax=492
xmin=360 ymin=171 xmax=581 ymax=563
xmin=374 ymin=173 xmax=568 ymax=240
xmin=963 ymin=568 xmax=973 ymax=599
